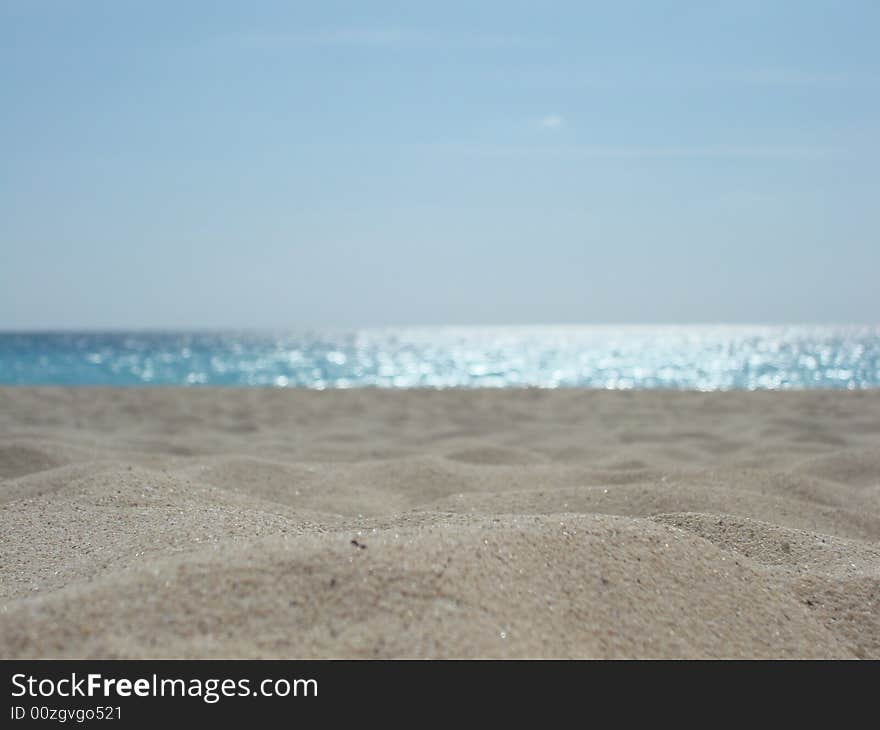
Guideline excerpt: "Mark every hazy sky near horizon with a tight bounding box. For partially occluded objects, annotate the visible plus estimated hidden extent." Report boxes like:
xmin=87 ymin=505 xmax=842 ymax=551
xmin=2 ymin=1 xmax=879 ymax=329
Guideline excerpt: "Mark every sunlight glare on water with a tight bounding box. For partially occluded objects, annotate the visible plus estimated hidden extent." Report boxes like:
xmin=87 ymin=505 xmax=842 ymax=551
xmin=0 ymin=326 xmax=878 ymax=389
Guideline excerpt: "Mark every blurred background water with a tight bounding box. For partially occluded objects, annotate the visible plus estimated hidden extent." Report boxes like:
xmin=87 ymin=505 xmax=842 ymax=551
xmin=1 ymin=326 xmax=878 ymax=389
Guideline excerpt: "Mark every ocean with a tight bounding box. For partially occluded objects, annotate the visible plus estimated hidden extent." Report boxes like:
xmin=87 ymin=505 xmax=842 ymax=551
xmin=0 ymin=325 xmax=878 ymax=389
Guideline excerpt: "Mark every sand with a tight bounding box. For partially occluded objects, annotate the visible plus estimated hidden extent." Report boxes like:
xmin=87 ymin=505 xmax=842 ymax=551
xmin=1 ymin=387 xmax=878 ymax=659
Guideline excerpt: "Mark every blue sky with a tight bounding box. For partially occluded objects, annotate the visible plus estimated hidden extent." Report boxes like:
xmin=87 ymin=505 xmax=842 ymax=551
xmin=1 ymin=1 xmax=878 ymax=328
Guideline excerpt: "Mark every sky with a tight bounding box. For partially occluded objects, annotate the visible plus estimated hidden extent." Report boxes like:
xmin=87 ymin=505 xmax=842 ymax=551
xmin=1 ymin=0 xmax=878 ymax=329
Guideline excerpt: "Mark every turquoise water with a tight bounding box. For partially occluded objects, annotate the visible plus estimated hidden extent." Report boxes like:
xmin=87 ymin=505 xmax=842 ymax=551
xmin=0 ymin=326 xmax=878 ymax=389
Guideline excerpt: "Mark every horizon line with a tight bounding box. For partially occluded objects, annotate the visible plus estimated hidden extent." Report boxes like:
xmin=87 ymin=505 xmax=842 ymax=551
xmin=1 ymin=322 xmax=879 ymax=335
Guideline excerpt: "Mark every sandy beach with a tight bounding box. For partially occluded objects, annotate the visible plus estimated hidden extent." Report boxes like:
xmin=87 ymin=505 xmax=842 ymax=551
xmin=1 ymin=387 xmax=878 ymax=658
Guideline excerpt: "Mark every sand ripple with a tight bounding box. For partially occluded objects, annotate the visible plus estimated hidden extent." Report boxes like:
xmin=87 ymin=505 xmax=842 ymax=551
xmin=1 ymin=388 xmax=878 ymax=658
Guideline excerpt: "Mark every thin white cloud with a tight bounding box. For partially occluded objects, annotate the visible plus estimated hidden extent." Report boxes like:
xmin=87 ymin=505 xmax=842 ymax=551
xmin=226 ymin=28 xmax=544 ymax=51
xmin=717 ymin=69 xmax=857 ymax=88
xmin=539 ymin=115 xmax=565 ymax=131
xmin=452 ymin=144 xmax=840 ymax=161
xmin=482 ymin=67 xmax=872 ymax=92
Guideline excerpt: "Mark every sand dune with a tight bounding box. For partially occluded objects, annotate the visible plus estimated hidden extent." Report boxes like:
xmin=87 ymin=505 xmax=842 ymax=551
xmin=1 ymin=388 xmax=878 ymax=658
